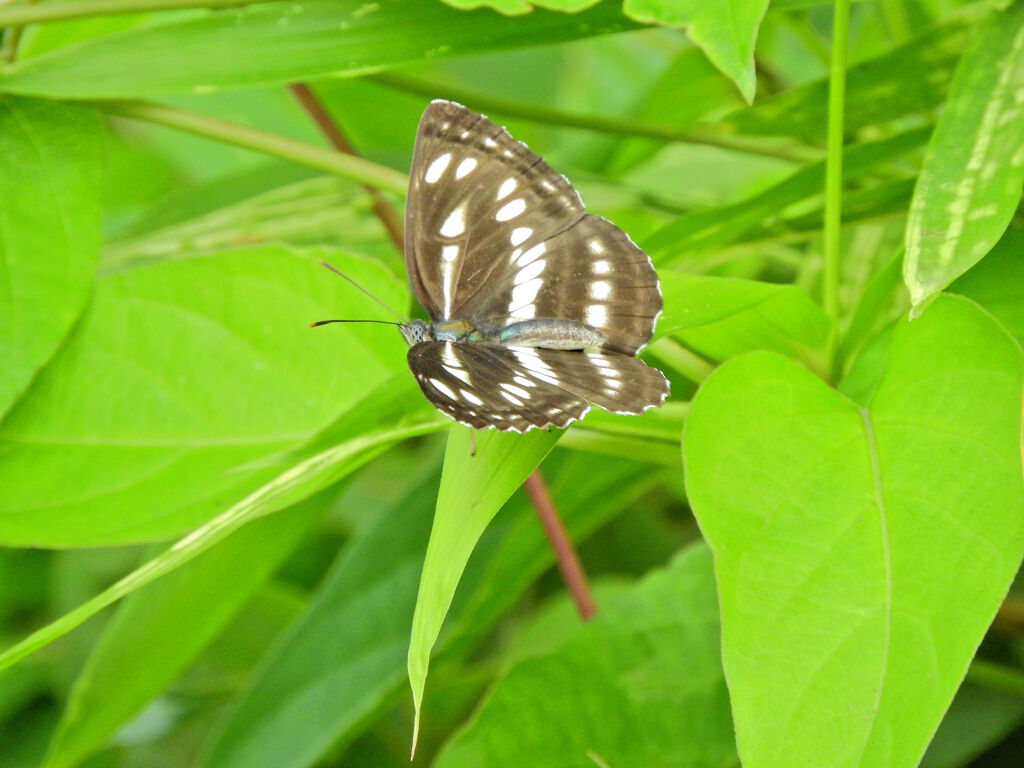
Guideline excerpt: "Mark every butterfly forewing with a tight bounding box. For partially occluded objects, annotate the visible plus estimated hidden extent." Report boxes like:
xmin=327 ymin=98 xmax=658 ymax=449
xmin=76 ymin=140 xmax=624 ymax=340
xmin=466 ymin=214 xmax=662 ymax=355
xmin=405 ymin=101 xmax=584 ymax=324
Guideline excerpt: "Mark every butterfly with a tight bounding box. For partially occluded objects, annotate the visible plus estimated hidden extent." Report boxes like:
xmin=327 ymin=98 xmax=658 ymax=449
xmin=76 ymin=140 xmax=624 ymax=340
xmin=321 ymin=100 xmax=669 ymax=433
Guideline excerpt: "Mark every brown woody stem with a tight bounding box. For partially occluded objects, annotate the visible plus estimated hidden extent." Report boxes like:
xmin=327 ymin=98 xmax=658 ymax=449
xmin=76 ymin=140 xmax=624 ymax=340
xmin=524 ymin=470 xmax=596 ymax=621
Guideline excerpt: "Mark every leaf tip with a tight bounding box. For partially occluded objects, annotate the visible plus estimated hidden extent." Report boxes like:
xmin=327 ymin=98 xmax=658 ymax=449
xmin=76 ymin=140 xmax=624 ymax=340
xmin=410 ymin=710 xmax=421 ymax=760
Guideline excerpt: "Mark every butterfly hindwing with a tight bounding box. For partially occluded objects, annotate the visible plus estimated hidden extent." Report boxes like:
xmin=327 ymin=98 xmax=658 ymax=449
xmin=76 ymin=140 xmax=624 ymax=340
xmin=408 ymin=341 xmax=668 ymax=433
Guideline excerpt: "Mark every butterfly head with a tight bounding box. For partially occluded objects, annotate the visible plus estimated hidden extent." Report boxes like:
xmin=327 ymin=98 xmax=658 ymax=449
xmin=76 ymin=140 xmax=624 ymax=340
xmin=399 ymin=319 xmax=432 ymax=347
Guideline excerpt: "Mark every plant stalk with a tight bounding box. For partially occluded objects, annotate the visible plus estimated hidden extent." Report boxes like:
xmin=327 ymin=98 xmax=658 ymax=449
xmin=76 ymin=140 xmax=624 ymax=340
xmin=99 ymin=99 xmax=409 ymax=195
xmin=823 ymin=0 xmax=850 ymax=367
xmin=0 ymin=0 xmax=275 ymax=26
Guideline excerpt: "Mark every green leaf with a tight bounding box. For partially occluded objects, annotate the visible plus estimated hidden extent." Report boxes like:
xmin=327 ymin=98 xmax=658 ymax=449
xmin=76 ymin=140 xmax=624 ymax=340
xmin=643 ymin=128 xmax=929 ymax=264
xmin=904 ymin=3 xmax=1024 ymax=314
xmin=0 ymin=96 xmax=104 ymax=421
xmin=658 ymin=271 xmax=833 ymax=364
xmin=100 ymin=175 xmax=402 ymax=275
xmin=437 ymin=0 xmax=599 ymax=15
xmin=950 ymin=227 xmax=1024 ymax=344
xmin=0 ymin=245 xmax=407 ymax=546
xmin=199 ymin=450 xmax=650 ymax=768
xmin=0 ymin=0 xmax=641 ymax=99
xmin=196 ymin=460 xmax=442 ymax=768
xmin=622 ymin=0 xmax=768 ymax=103
xmin=0 ymin=370 xmax=443 ymax=675
xmin=434 ymin=544 xmax=736 ymax=767
xmin=684 ymin=295 xmax=1024 ymax=768
xmin=921 ymin=682 xmax=1024 ymax=768
xmin=41 ymin=489 xmax=327 ymax=768
xmin=723 ymin=17 xmax=970 ymax=141
xmin=408 ymin=426 xmax=561 ymax=752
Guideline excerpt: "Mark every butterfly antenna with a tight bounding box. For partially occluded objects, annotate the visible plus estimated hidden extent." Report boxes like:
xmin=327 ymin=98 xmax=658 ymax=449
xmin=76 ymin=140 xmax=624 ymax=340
xmin=310 ymin=319 xmax=401 ymax=328
xmin=317 ymin=259 xmax=407 ymax=323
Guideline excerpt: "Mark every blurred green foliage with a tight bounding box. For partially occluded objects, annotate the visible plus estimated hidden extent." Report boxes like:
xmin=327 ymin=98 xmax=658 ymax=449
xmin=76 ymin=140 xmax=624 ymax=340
xmin=1 ymin=1 xmax=1023 ymax=768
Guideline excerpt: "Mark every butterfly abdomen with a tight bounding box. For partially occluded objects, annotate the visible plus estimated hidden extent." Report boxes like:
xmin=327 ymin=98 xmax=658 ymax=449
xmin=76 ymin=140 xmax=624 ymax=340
xmin=493 ymin=318 xmax=606 ymax=350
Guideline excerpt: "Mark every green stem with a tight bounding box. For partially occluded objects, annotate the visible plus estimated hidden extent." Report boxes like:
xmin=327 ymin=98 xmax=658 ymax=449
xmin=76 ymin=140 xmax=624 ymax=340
xmin=822 ymin=0 xmax=850 ymax=360
xmin=0 ymin=0 xmax=275 ymax=26
xmin=371 ymin=72 xmax=822 ymax=164
xmin=100 ymin=100 xmax=408 ymax=195
xmin=967 ymin=659 xmax=1024 ymax=699
xmin=646 ymin=337 xmax=714 ymax=385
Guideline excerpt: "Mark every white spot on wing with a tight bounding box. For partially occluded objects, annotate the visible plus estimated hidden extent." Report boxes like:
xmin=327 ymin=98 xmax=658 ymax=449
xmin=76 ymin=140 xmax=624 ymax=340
xmin=585 ymin=305 xmax=607 ymax=326
xmin=461 ymin=389 xmax=484 ymax=406
xmin=496 ymin=198 xmax=526 ymax=221
xmin=500 ymin=382 xmax=531 ymax=399
xmin=592 ymin=260 xmax=610 ymax=274
xmin=512 ymin=347 xmax=559 ymax=384
xmin=500 ymin=390 xmax=524 ymax=407
xmin=430 ymin=378 xmax=456 ymax=400
xmin=513 ymin=376 xmax=536 ymax=388
xmin=424 ymin=153 xmax=451 ymax=184
xmin=589 ymin=281 xmax=611 ymax=299
xmin=442 ymin=343 xmax=459 ymax=367
xmin=514 ymin=259 xmax=545 ymax=284
xmin=509 ymin=304 xmax=535 ymax=320
xmin=589 ymin=238 xmax=605 ymax=254
xmin=455 ymin=157 xmax=478 ymax=179
xmin=440 ymin=203 xmax=466 ymax=237
xmin=497 ymin=178 xmax=517 ymax=200
xmin=510 ymin=226 xmax=532 ymax=246
xmin=444 ymin=365 xmax=471 ymax=385
xmin=510 ymin=278 xmax=543 ymax=311
xmin=442 ymin=245 xmax=460 ymax=263
xmin=516 ymin=243 xmax=546 ymax=267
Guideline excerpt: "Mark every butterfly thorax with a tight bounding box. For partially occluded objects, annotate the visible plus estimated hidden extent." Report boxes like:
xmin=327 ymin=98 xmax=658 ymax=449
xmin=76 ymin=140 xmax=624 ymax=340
xmin=399 ymin=317 xmax=606 ymax=351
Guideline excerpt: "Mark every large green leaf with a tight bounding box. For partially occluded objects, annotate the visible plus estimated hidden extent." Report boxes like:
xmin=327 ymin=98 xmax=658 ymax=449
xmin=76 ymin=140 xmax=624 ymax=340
xmin=0 ymin=96 xmax=104 ymax=421
xmin=408 ymin=426 xmax=561 ymax=751
xmin=41 ymin=489 xmax=329 ymax=768
xmin=684 ymin=295 xmax=1024 ymax=768
xmin=198 ymin=450 xmax=652 ymax=768
xmin=434 ymin=544 xmax=736 ymax=767
xmin=0 ymin=0 xmax=641 ymax=99
xmin=904 ymin=3 xmax=1024 ymax=314
xmin=0 ymin=245 xmax=408 ymax=546
xmin=658 ymin=271 xmax=832 ymax=365
xmin=623 ymin=0 xmax=768 ymax=103
xmin=0 ymin=370 xmax=444 ymax=675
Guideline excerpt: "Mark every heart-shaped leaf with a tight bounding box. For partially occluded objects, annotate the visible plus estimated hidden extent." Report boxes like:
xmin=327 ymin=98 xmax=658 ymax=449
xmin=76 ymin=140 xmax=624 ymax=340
xmin=684 ymin=295 xmax=1024 ymax=768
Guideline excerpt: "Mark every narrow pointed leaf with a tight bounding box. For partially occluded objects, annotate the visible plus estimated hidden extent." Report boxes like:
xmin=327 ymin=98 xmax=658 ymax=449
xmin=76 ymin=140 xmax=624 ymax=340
xmin=408 ymin=426 xmax=561 ymax=749
xmin=0 ymin=0 xmax=641 ymax=99
xmin=904 ymin=4 xmax=1024 ymax=313
xmin=42 ymin=491 xmax=327 ymax=768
